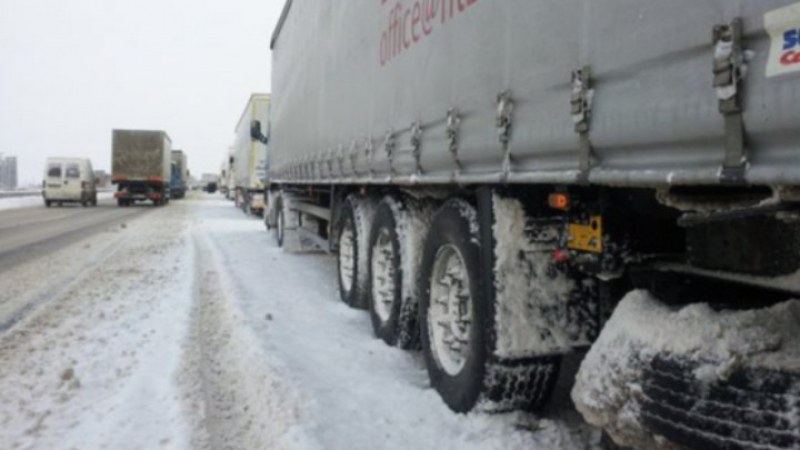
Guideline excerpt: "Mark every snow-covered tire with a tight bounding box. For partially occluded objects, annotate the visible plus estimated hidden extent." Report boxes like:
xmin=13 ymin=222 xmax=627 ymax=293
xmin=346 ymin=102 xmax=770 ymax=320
xmin=338 ymin=198 xmax=362 ymax=308
xmin=337 ymin=196 xmax=377 ymax=309
xmin=367 ymin=198 xmax=405 ymax=346
xmin=275 ymin=198 xmax=285 ymax=247
xmin=641 ymin=355 xmax=800 ymax=450
xmin=419 ymin=199 xmax=560 ymax=413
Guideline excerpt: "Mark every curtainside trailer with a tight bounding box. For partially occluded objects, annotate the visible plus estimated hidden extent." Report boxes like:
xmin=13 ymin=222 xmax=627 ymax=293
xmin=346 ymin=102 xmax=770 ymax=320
xmin=265 ymin=2 xmax=800 ymax=449
xmin=233 ymin=93 xmax=270 ymax=216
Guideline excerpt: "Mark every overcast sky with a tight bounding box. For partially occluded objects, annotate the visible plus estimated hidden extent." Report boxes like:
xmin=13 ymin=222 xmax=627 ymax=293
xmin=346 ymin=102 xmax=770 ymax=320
xmin=0 ymin=0 xmax=284 ymax=186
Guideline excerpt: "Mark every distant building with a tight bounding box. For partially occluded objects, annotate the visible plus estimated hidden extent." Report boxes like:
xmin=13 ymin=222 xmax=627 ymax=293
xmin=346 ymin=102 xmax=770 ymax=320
xmin=0 ymin=154 xmax=18 ymax=190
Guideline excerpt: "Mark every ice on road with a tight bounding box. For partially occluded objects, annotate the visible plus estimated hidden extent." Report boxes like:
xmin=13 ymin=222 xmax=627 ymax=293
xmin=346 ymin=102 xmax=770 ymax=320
xmin=0 ymin=195 xmax=598 ymax=450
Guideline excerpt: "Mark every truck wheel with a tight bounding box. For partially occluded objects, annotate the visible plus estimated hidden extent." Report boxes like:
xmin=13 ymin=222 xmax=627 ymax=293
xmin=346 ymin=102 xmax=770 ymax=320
xmin=367 ymin=199 xmax=404 ymax=346
xmin=419 ymin=199 xmax=560 ymax=413
xmin=275 ymin=200 xmax=285 ymax=247
xmin=338 ymin=200 xmax=360 ymax=308
xmin=45 ymin=200 xmax=51 ymax=208
xmin=640 ymin=355 xmax=800 ymax=450
xmin=264 ymin=208 xmax=272 ymax=231
xmin=419 ymin=199 xmax=487 ymax=412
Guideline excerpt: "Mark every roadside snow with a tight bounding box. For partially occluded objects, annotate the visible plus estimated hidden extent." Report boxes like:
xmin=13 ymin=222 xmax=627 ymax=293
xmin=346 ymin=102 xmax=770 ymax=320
xmin=0 ymin=195 xmax=599 ymax=450
xmin=0 ymin=202 xmax=198 ymax=449
xmin=571 ymin=290 xmax=800 ymax=450
xmin=0 ymin=195 xmax=46 ymax=211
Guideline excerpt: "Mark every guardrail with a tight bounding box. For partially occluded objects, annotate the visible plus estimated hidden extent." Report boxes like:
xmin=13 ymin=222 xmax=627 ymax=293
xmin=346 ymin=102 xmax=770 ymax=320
xmin=0 ymin=188 xmax=116 ymax=200
xmin=0 ymin=190 xmax=41 ymax=199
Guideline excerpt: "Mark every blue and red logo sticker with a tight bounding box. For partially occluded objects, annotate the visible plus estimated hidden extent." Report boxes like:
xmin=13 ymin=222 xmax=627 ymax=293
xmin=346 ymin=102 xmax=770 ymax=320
xmin=765 ymin=3 xmax=800 ymax=77
xmin=781 ymin=28 xmax=800 ymax=66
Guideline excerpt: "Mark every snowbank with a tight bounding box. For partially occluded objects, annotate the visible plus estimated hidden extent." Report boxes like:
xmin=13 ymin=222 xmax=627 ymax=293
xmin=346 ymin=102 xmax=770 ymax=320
xmin=0 ymin=195 xmax=44 ymax=211
xmin=571 ymin=290 xmax=800 ymax=449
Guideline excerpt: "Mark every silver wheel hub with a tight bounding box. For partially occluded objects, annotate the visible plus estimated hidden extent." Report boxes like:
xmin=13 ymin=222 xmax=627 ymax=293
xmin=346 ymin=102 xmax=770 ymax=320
xmin=428 ymin=245 xmax=473 ymax=376
xmin=339 ymin=221 xmax=356 ymax=294
xmin=371 ymin=229 xmax=397 ymax=323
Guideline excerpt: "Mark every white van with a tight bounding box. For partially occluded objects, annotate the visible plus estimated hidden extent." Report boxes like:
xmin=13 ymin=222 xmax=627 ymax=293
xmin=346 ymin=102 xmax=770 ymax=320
xmin=43 ymin=157 xmax=97 ymax=207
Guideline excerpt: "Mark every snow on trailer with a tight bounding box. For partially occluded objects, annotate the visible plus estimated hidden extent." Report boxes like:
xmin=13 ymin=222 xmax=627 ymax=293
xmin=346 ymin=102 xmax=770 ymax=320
xmin=572 ymin=291 xmax=800 ymax=450
xmin=265 ymin=1 xmax=800 ymax=449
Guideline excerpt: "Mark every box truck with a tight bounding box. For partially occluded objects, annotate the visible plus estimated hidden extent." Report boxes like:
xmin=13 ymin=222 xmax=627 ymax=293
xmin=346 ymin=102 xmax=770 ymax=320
xmin=112 ymin=129 xmax=171 ymax=206
xmin=265 ymin=2 xmax=800 ymax=449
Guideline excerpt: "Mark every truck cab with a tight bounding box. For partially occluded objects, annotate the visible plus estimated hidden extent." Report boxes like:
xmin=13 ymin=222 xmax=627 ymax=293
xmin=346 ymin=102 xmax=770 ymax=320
xmin=43 ymin=157 xmax=97 ymax=207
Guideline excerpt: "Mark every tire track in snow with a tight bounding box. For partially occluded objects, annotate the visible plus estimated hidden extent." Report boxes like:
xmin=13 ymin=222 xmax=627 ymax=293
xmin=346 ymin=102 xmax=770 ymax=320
xmin=184 ymin=231 xmax=315 ymax=450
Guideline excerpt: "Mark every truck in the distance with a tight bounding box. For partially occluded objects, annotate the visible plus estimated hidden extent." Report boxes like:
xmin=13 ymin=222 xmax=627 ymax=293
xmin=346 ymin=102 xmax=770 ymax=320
xmin=112 ymin=129 xmax=172 ymax=207
xmin=170 ymin=150 xmax=188 ymax=199
xmin=265 ymin=2 xmax=800 ymax=450
xmin=233 ymin=94 xmax=270 ymax=216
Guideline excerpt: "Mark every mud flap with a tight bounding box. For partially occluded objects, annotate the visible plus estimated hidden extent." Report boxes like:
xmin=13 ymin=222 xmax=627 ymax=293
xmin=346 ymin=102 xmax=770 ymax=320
xmin=479 ymin=189 xmax=599 ymax=360
xmin=467 ymin=189 xmax=597 ymax=412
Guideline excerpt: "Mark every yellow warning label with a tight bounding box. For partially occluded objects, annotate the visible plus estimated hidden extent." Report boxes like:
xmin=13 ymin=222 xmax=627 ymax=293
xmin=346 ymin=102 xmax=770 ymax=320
xmin=567 ymin=216 xmax=603 ymax=253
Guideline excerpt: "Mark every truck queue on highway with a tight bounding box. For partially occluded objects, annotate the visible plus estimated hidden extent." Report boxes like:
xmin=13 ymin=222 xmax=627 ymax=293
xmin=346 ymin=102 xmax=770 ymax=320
xmin=40 ymin=129 xmax=193 ymax=209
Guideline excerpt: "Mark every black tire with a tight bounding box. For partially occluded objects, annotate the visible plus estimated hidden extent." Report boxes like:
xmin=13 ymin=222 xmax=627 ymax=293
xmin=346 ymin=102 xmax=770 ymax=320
xmin=337 ymin=197 xmax=366 ymax=309
xmin=367 ymin=199 xmax=404 ymax=346
xmin=419 ymin=199 xmax=560 ymax=413
xmin=641 ymin=355 xmax=800 ymax=450
xmin=275 ymin=199 xmax=285 ymax=247
xmin=419 ymin=200 xmax=489 ymax=412
xmin=45 ymin=200 xmax=51 ymax=208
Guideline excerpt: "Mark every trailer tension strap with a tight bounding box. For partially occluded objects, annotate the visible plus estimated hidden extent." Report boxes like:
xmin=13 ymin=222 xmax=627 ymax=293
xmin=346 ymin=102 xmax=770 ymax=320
xmin=571 ymin=66 xmax=594 ymax=183
xmin=365 ymin=138 xmax=375 ymax=178
xmin=411 ymin=121 xmax=423 ymax=177
xmin=446 ymin=109 xmax=463 ymax=182
xmin=384 ymin=131 xmax=396 ymax=179
xmin=713 ymin=18 xmax=747 ymax=185
xmin=496 ymin=91 xmax=514 ymax=183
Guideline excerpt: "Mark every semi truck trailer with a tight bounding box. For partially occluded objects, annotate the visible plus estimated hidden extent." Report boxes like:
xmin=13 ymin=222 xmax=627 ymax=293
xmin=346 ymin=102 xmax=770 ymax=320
xmin=233 ymin=94 xmax=270 ymax=216
xmin=112 ymin=129 xmax=172 ymax=206
xmin=265 ymin=2 xmax=800 ymax=449
xmin=170 ymin=150 xmax=188 ymax=199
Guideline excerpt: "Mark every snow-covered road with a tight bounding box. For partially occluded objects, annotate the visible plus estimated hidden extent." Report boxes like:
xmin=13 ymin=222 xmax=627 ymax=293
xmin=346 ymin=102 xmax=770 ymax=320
xmin=0 ymin=194 xmax=600 ymax=450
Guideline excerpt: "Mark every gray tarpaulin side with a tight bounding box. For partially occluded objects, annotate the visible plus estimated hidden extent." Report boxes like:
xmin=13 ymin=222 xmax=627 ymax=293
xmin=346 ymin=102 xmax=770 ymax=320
xmin=270 ymin=0 xmax=800 ymax=188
